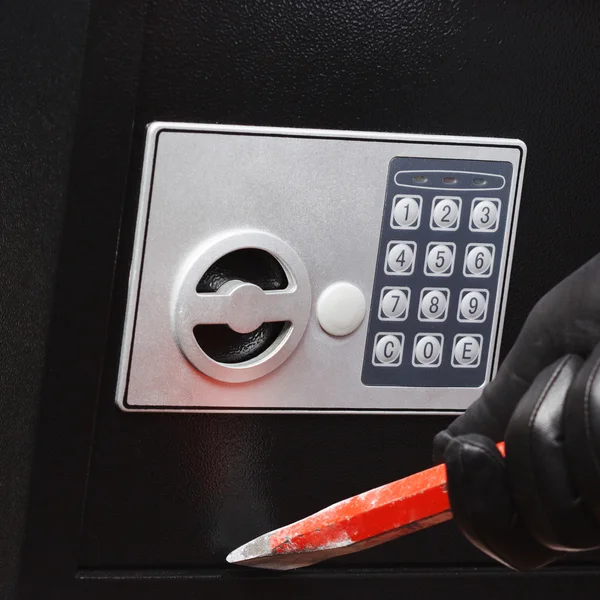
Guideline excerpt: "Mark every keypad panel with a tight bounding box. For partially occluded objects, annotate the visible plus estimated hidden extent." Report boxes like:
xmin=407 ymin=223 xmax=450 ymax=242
xmin=361 ymin=157 xmax=514 ymax=388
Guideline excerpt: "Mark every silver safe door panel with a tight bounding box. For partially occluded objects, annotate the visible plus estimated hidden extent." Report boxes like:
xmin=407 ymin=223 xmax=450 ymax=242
xmin=117 ymin=123 xmax=526 ymax=413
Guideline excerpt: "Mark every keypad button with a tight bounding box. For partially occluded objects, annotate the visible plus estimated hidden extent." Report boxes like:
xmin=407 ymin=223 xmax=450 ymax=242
xmin=458 ymin=290 xmax=488 ymax=322
xmin=425 ymin=243 xmax=455 ymax=276
xmin=380 ymin=287 xmax=410 ymax=319
xmin=373 ymin=334 xmax=403 ymax=365
xmin=452 ymin=335 xmax=482 ymax=367
xmin=464 ymin=244 xmax=494 ymax=277
xmin=392 ymin=196 xmax=421 ymax=228
xmin=413 ymin=334 xmax=443 ymax=367
xmin=431 ymin=197 xmax=461 ymax=230
xmin=470 ymin=198 xmax=500 ymax=231
xmin=419 ymin=288 xmax=449 ymax=321
xmin=386 ymin=242 xmax=416 ymax=274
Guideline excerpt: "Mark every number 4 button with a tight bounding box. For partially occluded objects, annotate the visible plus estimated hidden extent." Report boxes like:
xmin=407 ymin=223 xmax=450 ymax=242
xmin=385 ymin=241 xmax=417 ymax=275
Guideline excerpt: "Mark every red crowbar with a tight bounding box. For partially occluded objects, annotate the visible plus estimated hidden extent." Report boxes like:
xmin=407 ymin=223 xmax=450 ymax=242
xmin=227 ymin=442 xmax=506 ymax=570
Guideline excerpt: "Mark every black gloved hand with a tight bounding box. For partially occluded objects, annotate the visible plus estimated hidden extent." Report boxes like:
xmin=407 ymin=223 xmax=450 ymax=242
xmin=434 ymin=253 xmax=600 ymax=570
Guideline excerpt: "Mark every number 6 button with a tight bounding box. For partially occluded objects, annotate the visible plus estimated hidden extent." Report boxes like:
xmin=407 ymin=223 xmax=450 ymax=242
xmin=385 ymin=241 xmax=416 ymax=275
xmin=457 ymin=289 xmax=489 ymax=322
xmin=424 ymin=242 xmax=456 ymax=276
xmin=463 ymin=243 xmax=494 ymax=277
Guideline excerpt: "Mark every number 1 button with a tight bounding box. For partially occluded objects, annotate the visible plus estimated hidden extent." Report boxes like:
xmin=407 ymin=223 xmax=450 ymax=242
xmin=385 ymin=241 xmax=416 ymax=275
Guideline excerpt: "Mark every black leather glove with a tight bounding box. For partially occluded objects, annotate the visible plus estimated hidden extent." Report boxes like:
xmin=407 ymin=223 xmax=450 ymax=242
xmin=433 ymin=253 xmax=600 ymax=570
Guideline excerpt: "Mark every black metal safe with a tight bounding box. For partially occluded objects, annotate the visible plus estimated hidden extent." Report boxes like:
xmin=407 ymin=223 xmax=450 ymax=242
xmin=3 ymin=0 xmax=600 ymax=598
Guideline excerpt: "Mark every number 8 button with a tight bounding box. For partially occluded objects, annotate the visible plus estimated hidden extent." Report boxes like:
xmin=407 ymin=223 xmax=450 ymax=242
xmin=419 ymin=288 xmax=449 ymax=321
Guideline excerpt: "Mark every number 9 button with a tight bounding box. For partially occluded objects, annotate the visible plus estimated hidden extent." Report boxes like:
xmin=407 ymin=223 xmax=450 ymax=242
xmin=457 ymin=289 xmax=489 ymax=323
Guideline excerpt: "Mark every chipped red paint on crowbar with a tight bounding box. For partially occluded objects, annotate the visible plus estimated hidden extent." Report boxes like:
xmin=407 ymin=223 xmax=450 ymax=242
xmin=227 ymin=442 xmax=505 ymax=569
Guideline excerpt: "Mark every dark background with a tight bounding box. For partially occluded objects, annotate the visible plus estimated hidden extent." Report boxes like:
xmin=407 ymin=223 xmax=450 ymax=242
xmin=3 ymin=0 xmax=600 ymax=598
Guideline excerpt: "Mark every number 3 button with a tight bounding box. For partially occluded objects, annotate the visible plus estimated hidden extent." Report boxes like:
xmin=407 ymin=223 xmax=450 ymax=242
xmin=424 ymin=242 xmax=456 ymax=276
xmin=470 ymin=198 xmax=500 ymax=232
xmin=385 ymin=241 xmax=416 ymax=275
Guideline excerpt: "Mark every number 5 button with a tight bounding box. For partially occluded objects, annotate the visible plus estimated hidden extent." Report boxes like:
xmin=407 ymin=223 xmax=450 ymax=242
xmin=463 ymin=243 xmax=494 ymax=277
xmin=424 ymin=242 xmax=456 ymax=276
xmin=385 ymin=241 xmax=416 ymax=275
xmin=457 ymin=289 xmax=489 ymax=323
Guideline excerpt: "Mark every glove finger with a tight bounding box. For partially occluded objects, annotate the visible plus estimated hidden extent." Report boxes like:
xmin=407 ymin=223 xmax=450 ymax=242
xmin=565 ymin=343 xmax=600 ymax=522
xmin=444 ymin=433 xmax=559 ymax=570
xmin=505 ymin=354 xmax=600 ymax=550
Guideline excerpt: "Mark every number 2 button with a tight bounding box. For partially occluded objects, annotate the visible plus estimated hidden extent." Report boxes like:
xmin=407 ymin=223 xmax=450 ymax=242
xmin=385 ymin=241 xmax=416 ymax=275
xmin=431 ymin=196 xmax=461 ymax=231
xmin=424 ymin=242 xmax=456 ymax=276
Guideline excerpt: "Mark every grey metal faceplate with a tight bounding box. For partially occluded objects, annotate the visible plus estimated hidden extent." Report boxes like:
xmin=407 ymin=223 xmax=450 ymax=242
xmin=117 ymin=123 xmax=526 ymax=413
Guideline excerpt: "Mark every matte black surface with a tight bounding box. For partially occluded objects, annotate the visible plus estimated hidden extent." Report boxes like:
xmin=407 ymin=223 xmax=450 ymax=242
xmin=15 ymin=0 xmax=600 ymax=597
xmin=362 ymin=157 xmax=514 ymax=388
xmin=0 ymin=0 xmax=89 ymax=597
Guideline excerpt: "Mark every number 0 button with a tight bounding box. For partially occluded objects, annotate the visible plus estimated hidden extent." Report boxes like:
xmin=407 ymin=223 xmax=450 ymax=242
xmin=373 ymin=333 xmax=404 ymax=366
xmin=425 ymin=242 xmax=456 ymax=276
xmin=413 ymin=334 xmax=443 ymax=367
xmin=464 ymin=244 xmax=494 ymax=277
xmin=386 ymin=241 xmax=416 ymax=275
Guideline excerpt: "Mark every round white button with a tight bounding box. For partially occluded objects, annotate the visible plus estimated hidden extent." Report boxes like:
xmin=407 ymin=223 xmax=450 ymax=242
xmin=317 ymin=282 xmax=366 ymax=337
xmin=466 ymin=245 xmax=493 ymax=275
xmin=393 ymin=197 xmax=420 ymax=227
xmin=415 ymin=335 xmax=442 ymax=365
xmin=433 ymin=198 xmax=459 ymax=228
xmin=426 ymin=244 xmax=454 ymax=274
xmin=453 ymin=336 xmax=481 ymax=365
xmin=460 ymin=291 xmax=487 ymax=320
xmin=472 ymin=200 xmax=499 ymax=230
xmin=375 ymin=335 xmax=402 ymax=364
xmin=381 ymin=288 xmax=409 ymax=319
xmin=387 ymin=243 xmax=414 ymax=273
xmin=420 ymin=289 xmax=447 ymax=320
